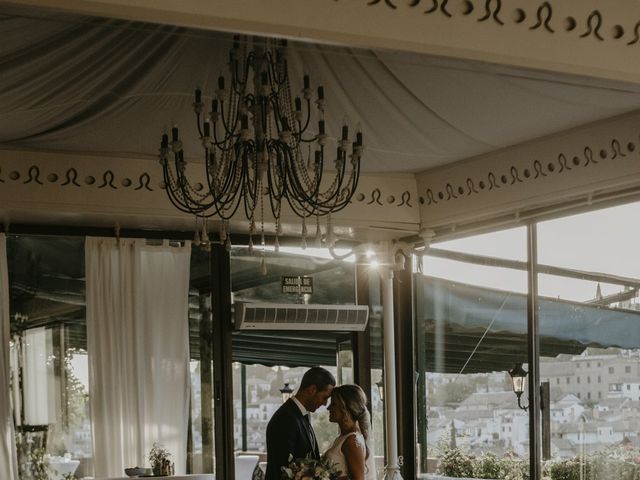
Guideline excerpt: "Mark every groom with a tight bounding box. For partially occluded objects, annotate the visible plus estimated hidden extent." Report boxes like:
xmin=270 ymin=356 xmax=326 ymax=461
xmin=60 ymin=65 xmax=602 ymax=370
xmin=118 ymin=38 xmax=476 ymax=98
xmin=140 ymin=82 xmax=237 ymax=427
xmin=265 ymin=366 xmax=336 ymax=480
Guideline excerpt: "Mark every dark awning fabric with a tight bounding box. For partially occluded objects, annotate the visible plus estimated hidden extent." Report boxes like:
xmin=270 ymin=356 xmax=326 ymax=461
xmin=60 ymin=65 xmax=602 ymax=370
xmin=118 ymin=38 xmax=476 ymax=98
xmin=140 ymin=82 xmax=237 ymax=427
xmin=416 ymin=275 xmax=640 ymax=374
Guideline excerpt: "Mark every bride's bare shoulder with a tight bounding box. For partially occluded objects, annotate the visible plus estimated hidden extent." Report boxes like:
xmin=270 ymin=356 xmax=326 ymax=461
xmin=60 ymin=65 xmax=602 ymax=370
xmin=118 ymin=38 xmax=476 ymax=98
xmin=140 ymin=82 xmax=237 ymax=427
xmin=342 ymin=432 xmax=366 ymax=454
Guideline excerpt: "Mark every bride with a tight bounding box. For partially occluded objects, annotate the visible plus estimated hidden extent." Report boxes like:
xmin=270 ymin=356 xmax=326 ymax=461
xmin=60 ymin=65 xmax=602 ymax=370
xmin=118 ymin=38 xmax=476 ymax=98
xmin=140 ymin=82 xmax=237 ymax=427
xmin=325 ymin=385 xmax=377 ymax=480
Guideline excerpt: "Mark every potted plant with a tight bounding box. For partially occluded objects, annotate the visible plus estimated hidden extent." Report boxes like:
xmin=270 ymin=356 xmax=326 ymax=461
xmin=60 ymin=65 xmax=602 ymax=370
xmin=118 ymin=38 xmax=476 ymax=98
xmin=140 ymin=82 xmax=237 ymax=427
xmin=148 ymin=442 xmax=173 ymax=476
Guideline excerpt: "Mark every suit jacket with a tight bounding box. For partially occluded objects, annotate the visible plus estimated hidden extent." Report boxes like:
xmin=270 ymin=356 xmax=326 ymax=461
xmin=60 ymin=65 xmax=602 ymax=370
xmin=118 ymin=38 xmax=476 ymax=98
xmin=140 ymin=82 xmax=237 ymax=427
xmin=265 ymin=398 xmax=319 ymax=480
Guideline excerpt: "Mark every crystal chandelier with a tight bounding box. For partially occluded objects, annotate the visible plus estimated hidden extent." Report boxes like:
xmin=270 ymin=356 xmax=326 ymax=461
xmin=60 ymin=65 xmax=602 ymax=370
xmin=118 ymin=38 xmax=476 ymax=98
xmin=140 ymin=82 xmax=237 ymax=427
xmin=159 ymin=36 xmax=363 ymax=251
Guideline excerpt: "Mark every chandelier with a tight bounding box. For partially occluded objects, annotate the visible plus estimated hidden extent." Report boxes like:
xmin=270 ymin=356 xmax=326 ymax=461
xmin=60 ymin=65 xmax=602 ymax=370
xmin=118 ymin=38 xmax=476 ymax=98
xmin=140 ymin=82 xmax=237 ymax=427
xmin=159 ymin=36 xmax=363 ymax=251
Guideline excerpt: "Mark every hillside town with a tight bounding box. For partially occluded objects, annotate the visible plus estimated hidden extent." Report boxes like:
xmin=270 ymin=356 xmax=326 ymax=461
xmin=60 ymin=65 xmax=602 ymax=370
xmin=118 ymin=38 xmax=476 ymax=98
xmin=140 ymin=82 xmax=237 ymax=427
xmin=426 ymin=347 xmax=640 ymax=459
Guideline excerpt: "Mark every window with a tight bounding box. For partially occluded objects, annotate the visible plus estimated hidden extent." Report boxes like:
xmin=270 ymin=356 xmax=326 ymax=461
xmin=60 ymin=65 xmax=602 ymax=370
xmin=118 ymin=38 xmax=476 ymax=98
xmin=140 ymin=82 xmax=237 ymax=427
xmin=626 ymin=366 xmax=631 ymax=373
xmin=537 ymin=201 xmax=640 ymax=478
xmin=557 ymin=378 xmax=560 ymax=385
xmin=417 ymin=226 xmax=528 ymax=470
xmin=627 ymin=384 xmax=631 ymax=391
xmin=567 ymin=378 xmax=570 ymax=384
xmin=8 ymin=236 xmax=92 ymax=478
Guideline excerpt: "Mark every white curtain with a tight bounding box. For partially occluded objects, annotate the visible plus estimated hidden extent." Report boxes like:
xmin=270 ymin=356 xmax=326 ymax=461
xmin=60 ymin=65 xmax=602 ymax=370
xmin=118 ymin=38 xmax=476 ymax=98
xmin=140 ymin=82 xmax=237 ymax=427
xmin=86 ymin=237 xmax=191 ymax=478
xmin=0 ymin=233 xmax=18 ymax=480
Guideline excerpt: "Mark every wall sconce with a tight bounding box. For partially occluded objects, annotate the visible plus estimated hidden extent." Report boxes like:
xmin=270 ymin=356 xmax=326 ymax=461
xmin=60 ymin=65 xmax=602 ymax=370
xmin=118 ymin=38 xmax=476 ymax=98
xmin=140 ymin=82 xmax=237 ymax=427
xmin=376 ymin=376 xmax=384 ymax=402
xmin=508 ymin=363 xmax=528 ymax=411
xmin=279 ymin=383 xmax=294 ymax=403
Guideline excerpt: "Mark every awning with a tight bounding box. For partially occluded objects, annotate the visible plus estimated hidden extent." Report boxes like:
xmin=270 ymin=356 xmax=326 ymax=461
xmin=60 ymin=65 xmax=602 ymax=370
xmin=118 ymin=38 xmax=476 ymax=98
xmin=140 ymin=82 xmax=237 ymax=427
xmin=416 ymin=275 xmax=640 ymax=374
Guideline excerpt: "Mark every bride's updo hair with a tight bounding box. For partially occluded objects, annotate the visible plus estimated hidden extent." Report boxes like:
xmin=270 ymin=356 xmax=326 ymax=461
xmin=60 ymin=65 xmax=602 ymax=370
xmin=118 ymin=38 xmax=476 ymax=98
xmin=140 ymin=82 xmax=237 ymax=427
xmin=331 ymin=384 xmax=371 ymax=459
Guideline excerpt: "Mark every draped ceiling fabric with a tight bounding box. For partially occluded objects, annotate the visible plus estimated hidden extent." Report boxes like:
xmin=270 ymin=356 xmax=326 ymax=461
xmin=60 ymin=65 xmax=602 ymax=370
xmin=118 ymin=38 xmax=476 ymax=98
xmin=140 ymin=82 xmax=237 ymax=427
xmin=0 ymin=234 xmax=18 ymax=480
xmin=2 ymin=6 xmax=640 ymax=173
xmin=85 ymin=237 xmax=191 ymax=478
xmin=416 ymin=275 xmax=640 ymax=375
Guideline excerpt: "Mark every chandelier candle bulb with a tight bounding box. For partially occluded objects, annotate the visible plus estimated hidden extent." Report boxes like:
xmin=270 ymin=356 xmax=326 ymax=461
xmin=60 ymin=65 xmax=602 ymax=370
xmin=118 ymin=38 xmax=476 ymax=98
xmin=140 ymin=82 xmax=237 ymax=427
xmin=295 ymin=97 xmax=302 ymax=112
xmin=218 ymin=75 xmax=225 ymax=90
xmin=203 ymin=121 xmax=210 ymax=137
xmin=317 ymin=86 xmax=324 ymax=100
xmin=356 ymin=131 xmax=363 ymax=146
xmin=342 ymin=125 xmax=348 ymax=141
xmin=318 ymin=120 xmax=325 ymax=135
xmin=171 ymin=127 xmax=178 ymax=142
xmin=303 ymin=74 xmax=310 ymax=89
xmin=195 ymin=89 xmax=202 ymax=103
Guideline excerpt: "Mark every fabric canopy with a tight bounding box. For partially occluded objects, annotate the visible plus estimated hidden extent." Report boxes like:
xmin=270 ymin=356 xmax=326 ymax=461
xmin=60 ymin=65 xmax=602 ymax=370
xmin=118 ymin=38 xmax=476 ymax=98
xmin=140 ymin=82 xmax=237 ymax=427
xmin=2 ymin=5 xmax=640 ymax=173
xmin=416 ymin=275 xmax=640 ymax=374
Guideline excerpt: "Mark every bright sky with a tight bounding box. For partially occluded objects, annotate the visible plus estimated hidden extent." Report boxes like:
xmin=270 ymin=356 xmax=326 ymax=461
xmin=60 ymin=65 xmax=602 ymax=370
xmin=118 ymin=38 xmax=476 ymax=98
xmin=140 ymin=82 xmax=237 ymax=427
xmin=426 ymin=200 xmax=640 ymax=303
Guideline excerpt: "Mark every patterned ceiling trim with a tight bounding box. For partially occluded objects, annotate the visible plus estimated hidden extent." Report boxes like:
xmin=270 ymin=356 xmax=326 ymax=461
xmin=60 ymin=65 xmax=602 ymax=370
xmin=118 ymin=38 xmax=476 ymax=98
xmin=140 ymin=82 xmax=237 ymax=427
xmin=0 ymin=163 xmax=414 ymax=208
xmin=420 ymin=136 xmax=636 ymax=207
xmin=360 ymin=0 xmax=634 ymax=45
xmin=0 ymin=153 xmax=419 ymax=231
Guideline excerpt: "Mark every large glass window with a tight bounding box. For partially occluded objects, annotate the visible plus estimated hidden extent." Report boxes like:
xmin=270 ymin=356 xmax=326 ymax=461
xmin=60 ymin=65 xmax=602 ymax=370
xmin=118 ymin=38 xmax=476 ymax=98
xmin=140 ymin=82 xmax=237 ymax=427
xmin=416 ymin=227 xmax=529 ymax=479
xmin=8 ymin=236 xmax=90 ymax=480
xmin=537 ymin=201 xmax=640 ymax=479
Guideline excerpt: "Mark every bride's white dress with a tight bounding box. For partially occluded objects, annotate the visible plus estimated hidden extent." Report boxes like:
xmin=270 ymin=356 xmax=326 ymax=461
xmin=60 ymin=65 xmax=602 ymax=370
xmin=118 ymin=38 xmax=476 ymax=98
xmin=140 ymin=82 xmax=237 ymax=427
xmin=324 ymin=432 xmax=377 ymax=480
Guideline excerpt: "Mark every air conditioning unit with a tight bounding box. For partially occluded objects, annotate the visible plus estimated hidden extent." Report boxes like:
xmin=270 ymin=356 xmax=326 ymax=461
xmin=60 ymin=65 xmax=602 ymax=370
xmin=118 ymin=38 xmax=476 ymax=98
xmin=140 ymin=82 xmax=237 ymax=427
xmin=234 ymin=302 xmax=369 ymax=331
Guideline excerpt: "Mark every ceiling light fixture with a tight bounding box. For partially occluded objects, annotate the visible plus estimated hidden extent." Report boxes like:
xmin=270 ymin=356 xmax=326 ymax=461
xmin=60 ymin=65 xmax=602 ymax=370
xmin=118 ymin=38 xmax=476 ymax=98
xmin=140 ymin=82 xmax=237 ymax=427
xmin=159 ymin=35 xmax=363 ymax=254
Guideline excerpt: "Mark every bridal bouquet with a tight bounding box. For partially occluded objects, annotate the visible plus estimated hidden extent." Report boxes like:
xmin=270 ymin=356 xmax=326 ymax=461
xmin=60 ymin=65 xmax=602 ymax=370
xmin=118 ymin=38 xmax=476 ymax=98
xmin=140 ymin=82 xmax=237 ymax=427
xmin=281 ymin=454 xmax=340 ymax=480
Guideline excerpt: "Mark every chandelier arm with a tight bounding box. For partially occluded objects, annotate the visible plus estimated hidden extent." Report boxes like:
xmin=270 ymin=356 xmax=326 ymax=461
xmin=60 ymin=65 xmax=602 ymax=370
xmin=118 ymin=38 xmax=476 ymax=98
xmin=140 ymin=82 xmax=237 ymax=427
xmin=265 ymin=49 xmax=287 ymax=89
xmin=312 ymin=157 xmax=362 ymax=213
xmin=286 ymin=146 xmax=324 ymax=203
xmin=218 ymin=98 xmax=239 ymax=140
xmin=242 ymin=159 xmax=260 ymax=221
xmin=196 ymin=113 xmax=203 ymax=138
xmin=161 ymin=165 xmax=203 ymax=215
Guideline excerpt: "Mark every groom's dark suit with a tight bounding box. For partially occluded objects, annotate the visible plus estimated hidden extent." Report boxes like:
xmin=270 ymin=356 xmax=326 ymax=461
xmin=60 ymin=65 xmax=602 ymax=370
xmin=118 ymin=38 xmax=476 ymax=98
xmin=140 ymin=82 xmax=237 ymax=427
xmin=265 ymin=398 xmax=319 ymax=480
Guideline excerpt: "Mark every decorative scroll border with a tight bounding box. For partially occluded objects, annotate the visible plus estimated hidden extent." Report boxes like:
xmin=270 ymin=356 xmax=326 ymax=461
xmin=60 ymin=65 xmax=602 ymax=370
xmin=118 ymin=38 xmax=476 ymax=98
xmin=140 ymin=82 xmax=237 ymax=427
xmin=420 ymin=136 xmax=636 ymax=207
xmin=360 ymin=0 xmax=639 ymax=45
xmin=0 ymin=163 xmax=415 ymax=209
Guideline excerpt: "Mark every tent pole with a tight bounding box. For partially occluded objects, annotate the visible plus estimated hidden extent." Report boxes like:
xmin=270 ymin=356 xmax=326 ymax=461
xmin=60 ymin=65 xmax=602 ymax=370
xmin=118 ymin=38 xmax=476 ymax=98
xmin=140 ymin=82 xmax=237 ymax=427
xmin=381 ymin=265 xmax=403 ymax=480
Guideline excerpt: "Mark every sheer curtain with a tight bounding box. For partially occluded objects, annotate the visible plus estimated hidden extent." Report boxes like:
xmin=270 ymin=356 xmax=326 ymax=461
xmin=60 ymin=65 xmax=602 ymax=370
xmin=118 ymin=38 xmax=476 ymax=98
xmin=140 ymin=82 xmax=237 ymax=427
xmin=0 ymin=234 xmax=18 ymax=480
xmin=86 ymin=237 xmax=191 ymax=478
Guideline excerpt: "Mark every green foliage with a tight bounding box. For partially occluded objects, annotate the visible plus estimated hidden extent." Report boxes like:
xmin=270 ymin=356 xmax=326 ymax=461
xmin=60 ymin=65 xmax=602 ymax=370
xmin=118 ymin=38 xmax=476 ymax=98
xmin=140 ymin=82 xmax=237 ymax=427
xmin=15 ymin=431 xmax=49 ymax=480
xmin=473 ymin=453 xmax=504 ymax=479
xmin=436 ymin=446 xmax=528 ymax=480
xmin=438 ymin=446 xmax=474 ymax=478
xmin=148 ymin=442 xmax=172 ymax=471
xmin=546 ymin=458 xmax=582 ymax=480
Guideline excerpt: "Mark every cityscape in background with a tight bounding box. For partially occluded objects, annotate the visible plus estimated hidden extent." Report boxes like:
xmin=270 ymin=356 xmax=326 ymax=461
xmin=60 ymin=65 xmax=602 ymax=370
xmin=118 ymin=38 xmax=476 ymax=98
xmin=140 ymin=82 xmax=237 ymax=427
xmin=427 ymin=347 xmax=640 ymax=459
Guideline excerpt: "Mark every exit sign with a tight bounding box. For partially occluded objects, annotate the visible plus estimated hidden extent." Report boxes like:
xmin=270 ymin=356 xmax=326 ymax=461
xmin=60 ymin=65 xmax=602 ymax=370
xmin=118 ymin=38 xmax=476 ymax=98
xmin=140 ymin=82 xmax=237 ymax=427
xmin=281 ymin=276 xmax=313 ymax=294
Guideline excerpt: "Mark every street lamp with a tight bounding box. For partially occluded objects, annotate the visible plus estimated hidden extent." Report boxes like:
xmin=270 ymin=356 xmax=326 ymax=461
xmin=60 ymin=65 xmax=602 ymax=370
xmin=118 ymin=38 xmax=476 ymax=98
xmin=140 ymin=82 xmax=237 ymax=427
xmin=508 ymin=363 xmax=528 ymax=411
xmin=280 ymin=383 xmax=294 ymax=403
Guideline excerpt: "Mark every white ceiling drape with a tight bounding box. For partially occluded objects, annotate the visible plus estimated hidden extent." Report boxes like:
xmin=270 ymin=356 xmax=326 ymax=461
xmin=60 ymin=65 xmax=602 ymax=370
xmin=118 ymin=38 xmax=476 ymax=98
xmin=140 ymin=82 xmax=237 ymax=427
xmin=2 ymin=6 xmax=640 ymax=173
